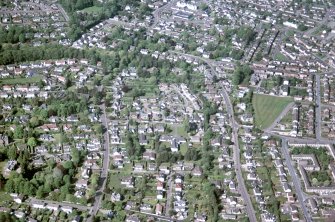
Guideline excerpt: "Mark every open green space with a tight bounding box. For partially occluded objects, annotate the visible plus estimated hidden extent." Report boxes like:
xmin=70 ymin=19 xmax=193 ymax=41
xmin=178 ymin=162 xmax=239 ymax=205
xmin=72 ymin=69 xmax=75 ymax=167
xmin=252 ymin=94 xmax=293 ymax=129
xmin=273 ymin=53 xmax=289 ymax=62
xmin=80 ymin=6 xmax=103 ymax=14
xmin=0 ymin=76 xmax=42 ymax=85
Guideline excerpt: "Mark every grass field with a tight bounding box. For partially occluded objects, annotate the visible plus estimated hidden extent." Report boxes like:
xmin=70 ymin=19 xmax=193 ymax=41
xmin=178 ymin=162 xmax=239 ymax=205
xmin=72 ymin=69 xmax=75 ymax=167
xmin=273 ymin=53 xmax=289 ymax=62
xmin=253 ymin=94 xmax=293 ymax=130
xmin=80 ymin=6 xmax=103 ymax=14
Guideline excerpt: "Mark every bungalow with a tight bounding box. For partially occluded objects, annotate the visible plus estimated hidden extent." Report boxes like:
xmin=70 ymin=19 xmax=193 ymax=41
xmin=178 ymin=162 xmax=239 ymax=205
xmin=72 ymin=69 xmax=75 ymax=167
xmin=134 ymin=163 xmax=144 ymax=172
xmin=125 ymin=201 xmax=137 ymax=210
xmin=175 ymin=174 xmax=183 ymax=184
xmin=253 ymin=187 xmax=262 ymax=196
xmin=157 ymin=181 xmax=164 ymax=191
xmin=143 ymin=150 xmax=156 ymax=160
xmin=55 ymin=60 xmax=66 ymax=66
xmin=61 ymin=206 xmax=73 ymax=214
xmin=229 ymin=181 xmax=236 ymax=190
xmin=140 ymin=203 xmax=152 ymax=212
xmin=155 ymin=204 xmax=163 ymax=215
xmin=171 ymin=138 xmax=179 ymax=152
xmin=32 ymin=203 xmax=45 ymax=209
xmin=11 ymin=194 xmax=24 ymax=204
xmin=80 ymin=59 xmax=89 ymax=65
xmin=111 ymin=192 xmax=121 ymax=202
xmin=46 ymin=204 xmax=59 ymax=211
xmin=192 ymin=166 xmax=203 ymax=176
xmin=175 ymin=183 xmax=183 ymax=192
xmin=3 ymin=85 xmax=12 ymax=91
xmin=125 ymin=215 xmax=140 ymax=222
xmin=121 ymin=176 xmax=135 ymax=188
xmin=139 ymin=134 xmax=148 ymax=145
xmin=14 ymin=211 xmax=25 ymax=219
xmin=159 ymin=165 xmax=170 ymax=174
xmin=157 ymin=190 xmax=164 ymax=200
xmin=75 ymin=179 xmax=88 ymax=189
xmin=147 ymin=163 xmax=156 ymax=171
xmin=283 ymin=182 xmax=291 ymax=193
xmin=157 ymin=173 xmax=165 ymax=182
xmin=43 ymin=61 xmax=53 ymax=67
xmin=0 ymin=92 xmax=9 ymax=98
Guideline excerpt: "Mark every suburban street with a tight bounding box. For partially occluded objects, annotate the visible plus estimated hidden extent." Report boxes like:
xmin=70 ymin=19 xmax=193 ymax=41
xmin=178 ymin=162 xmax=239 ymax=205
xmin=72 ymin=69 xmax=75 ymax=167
xmin=220 ymin=88 xmax=257 ymax=222
xmin=280 ymin=139 xmax=312 ymax=222
xmin=315 ymin=74 xmax=322 ymax=141
xmin=164 ymin=173 xmax=174 ymax=216
xmin=88 ymin=103 xmax=111 ymax=221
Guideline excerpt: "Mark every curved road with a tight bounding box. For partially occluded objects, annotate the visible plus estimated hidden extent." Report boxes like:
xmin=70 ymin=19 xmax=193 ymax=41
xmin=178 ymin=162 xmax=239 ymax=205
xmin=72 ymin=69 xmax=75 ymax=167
xmin=220 ymin=88 xmax=257 ymax=222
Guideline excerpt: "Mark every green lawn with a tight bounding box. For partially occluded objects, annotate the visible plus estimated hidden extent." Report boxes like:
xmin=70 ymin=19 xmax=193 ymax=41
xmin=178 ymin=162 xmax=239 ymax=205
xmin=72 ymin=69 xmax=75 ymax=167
xmin=273 ymin=53 xmax=289 ymax=62
xmin=80 ymin=6 xmax=103 ymax=14
xmin=0 ymin=76 xmax=42 ymax=85
xmin=252 ymin=94 xmax=293 ymax=130
xmin=0 ymin=192 xmax=12 ymax=204
xmin=180 ymin=143 xmax=188 ymax=155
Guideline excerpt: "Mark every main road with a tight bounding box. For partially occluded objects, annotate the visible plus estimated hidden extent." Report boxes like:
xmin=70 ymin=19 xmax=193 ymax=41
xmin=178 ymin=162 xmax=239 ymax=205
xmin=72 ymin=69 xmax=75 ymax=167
xmin=280 ymin=139 xmax=312 ymax=222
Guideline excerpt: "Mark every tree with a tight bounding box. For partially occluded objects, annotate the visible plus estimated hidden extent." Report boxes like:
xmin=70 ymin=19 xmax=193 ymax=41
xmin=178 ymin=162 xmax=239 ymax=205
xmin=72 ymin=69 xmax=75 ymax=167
xmin=29 ymin=116 xmax=40 ymax=128
xmin=5 ymin=179 xmax=15 ymax=193
xmin=233 ymin=64 xmax=253 ymax=86
xmin=27 ymin=137 xmax=37 ymax=149
xmin=36 ymin=186 xmax=44 ymax=198
xmin=13 ymin=126 xmax=24 ymax=139
xmin=7 ymin=146 xmax=17 ymax=160
xmin=62 ymin=161 xmax=74 ymax=170
xmin=53 ymin=166 xmax=64 ymax=178
xmin=70 ymin=148 xmax=80 ymax=166
xmin=0 ymin=174 xmax=5 ymax=189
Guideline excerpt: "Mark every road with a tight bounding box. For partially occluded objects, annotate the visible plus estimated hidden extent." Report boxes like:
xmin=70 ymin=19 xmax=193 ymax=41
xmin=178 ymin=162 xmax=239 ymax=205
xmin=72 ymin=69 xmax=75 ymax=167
xmin=128 ymin=210 xmax=174 ymax=221
xmin=151 ymin=0 xmax=178 ymax=28
xmin=164 ymin=173 xmax=174 ymax=216
xmin=29 ymin=197 xmax=91 ymax=211
xmin=88 ymin=103 xmax=111 ymax=221
xmin=315 ymin=74 xmax=322 ymax=141
xmin=280 ymin=139 xmax=312 ymax=222
xmin=57 ymin=3 xmax=69 ymax=22
xmin=220 ymin=88 xmax=257 ymax=222
xmin=171 ymin=50 xmax=235 ymax=72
